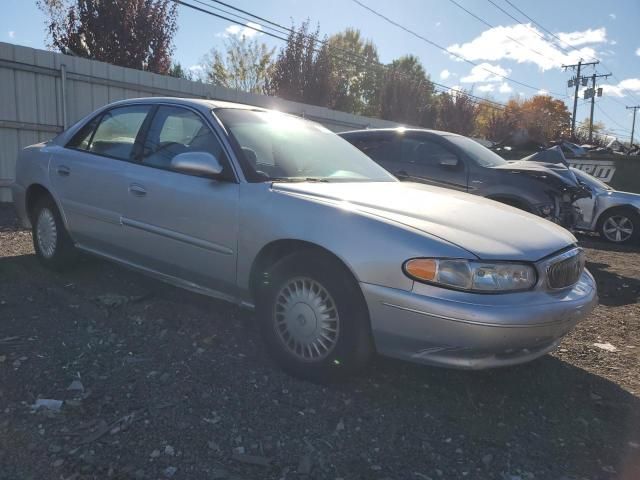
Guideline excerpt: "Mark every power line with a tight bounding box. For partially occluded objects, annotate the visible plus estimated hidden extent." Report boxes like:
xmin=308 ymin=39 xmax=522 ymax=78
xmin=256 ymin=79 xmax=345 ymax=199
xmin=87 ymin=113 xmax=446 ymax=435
xmin=498 ymin=0 xmax=640 ymax=104
xmin=174 ymin=0 xmax=508 ymax=111
xmin=446 ymin=0 xmax=553 ymax=64
xmin=484 ymin=0 xmax=572 ymax=56
xmin=349 ymin=0 xmax=566 ymax=96
xmin=595 ymin=103 xmax=630 ymax=133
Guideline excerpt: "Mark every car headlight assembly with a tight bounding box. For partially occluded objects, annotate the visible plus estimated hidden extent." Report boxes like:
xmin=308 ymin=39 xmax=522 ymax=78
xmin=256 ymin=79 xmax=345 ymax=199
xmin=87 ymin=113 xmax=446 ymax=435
xmin=403 ymin=258 xmax=537 ymax=293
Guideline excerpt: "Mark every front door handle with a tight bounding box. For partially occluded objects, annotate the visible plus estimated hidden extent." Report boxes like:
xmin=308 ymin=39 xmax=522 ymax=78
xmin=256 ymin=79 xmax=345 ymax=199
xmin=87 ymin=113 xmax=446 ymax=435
xmin=56 ymin=165 xmax=71 ymax=176
xmin=128 ymin=184 xmax=147 ymax=197
xmin=395 ymin=170 xmax=409 ymax=180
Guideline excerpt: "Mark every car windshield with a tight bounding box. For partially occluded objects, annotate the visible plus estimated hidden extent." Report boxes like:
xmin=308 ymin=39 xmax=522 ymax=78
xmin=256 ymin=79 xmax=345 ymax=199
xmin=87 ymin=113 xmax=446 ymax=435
xmin=446 ymin=135 xmax=508 ymax=167
xmin=214 ymin=109 xmax=397 ymax=183
xmin=571 ymin=167 xmax=612 ymax=191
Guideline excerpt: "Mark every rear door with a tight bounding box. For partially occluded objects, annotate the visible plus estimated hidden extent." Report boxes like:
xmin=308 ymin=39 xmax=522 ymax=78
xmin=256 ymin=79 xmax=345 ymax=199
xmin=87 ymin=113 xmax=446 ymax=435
xmin=49 ymin=104 xmax=152 ymax=257
xmin=122 ymin=105 xmax=240 ymax=293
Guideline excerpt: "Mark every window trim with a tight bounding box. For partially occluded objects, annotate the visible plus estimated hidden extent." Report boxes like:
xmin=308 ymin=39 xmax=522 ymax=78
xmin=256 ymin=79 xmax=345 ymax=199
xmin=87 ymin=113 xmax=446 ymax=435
xmin=136 ymin=104 xmax=237 ymax=182
xmin=62 ymin=102 xmax=240 ymax=183
xmin=404 ymin=132 xmax=466 ymax=170
xmin=64 ymin=104 xmax=154 ymax=163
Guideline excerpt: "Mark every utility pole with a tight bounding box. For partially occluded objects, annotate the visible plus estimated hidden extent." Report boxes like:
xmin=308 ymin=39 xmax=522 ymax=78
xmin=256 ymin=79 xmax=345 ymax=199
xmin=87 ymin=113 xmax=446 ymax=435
xmin=627 ymin=105 xmax=640 ymax=148
xmin=562 ymin=60 xmax=598 ymax=137
xmin=586 ymin=72 xmax=611 ymax=142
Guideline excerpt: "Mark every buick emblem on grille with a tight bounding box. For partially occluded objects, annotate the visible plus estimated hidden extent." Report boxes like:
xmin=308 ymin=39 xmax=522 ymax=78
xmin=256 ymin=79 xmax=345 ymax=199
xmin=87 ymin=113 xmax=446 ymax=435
xmin=547 ymin=249 xmax=585 ymax=289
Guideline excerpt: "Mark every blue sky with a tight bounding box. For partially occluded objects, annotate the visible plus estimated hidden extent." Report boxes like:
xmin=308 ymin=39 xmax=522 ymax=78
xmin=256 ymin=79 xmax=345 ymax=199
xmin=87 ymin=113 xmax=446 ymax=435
xmin=3 ymin=0 xmax=640 ymax=140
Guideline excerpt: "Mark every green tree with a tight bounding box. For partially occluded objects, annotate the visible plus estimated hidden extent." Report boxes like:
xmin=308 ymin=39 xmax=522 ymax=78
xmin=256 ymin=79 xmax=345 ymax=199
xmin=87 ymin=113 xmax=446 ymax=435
xmin=168 ymin=62 xmax=192 ymax=80
xmin=38 ymin=0 xmax=178 ymax=74
xmin=204 ymin=35 xmax=274 ymax=94
xmin=326 ymin=28 xmax=380 ymax=116
xmin=436 ymin=90 xmax=477 ymax=136
xmin=266 ymin=21 xmax=334 ymax=107
xmin=378 ymin=55 xmax=436 ymax=127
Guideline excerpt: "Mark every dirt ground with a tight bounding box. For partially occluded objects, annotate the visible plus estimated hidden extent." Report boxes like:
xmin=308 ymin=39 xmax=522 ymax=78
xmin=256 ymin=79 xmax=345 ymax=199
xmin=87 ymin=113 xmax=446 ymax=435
xmin=0 ymin=203 xmax=639 ymax=480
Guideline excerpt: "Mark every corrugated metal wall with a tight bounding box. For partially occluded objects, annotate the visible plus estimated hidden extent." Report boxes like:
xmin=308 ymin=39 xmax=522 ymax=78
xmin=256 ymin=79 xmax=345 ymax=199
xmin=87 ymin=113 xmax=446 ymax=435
xmin=0 ymin=41 xmax=399 ymax=202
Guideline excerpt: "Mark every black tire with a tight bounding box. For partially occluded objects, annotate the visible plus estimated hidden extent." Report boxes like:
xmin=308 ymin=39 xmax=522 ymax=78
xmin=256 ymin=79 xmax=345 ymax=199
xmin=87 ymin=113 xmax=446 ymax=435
xmin=598 ymin=208 xmax=640 ymax=244
xmin=257 ymin=251 xmax=374 ymax=382
xmin=31 ymin=196 xmax=78 ymax=271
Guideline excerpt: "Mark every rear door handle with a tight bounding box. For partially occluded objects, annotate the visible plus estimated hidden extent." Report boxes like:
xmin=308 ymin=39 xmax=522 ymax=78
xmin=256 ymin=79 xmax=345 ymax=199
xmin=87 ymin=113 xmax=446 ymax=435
xmin=56 ymin=165 xmax=71 ymax=176
xmin=128 ymin=184 xmax=147 ymax=197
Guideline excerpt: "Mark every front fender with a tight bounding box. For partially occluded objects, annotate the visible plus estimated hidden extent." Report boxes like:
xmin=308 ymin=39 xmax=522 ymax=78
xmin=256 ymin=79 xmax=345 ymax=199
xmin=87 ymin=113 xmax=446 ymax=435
xmin=235 ymin=184 xmax=474 ymax=295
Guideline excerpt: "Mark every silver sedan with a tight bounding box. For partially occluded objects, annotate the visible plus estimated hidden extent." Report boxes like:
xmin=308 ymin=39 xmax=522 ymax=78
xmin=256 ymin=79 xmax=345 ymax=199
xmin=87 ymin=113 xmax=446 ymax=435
xmin=572 ymin=168 xmax=640 ymax=244
xmin=12 ymin=98 xmax=597 ymax=381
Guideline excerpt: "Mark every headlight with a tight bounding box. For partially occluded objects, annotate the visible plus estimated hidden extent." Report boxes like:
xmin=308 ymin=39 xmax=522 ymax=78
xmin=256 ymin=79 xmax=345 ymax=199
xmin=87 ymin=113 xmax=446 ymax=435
xmin=403 ymin=258 xmax=537 ymax=292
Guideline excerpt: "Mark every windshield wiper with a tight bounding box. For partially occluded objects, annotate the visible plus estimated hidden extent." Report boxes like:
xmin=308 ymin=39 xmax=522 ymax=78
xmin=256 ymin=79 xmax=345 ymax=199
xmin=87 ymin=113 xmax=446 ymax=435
xmin=268 ymin=177 xmax=330 ymax=183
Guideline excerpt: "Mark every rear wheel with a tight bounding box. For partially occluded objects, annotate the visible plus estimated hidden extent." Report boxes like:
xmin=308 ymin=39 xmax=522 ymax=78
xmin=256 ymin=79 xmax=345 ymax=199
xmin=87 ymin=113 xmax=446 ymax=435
xmin=598 ymin=209 xmax=639 ymax=244
xmin=257 ymin=251 xmax=374 ymax=382
xmin=31 ymin=196 xmax=78 ymax=270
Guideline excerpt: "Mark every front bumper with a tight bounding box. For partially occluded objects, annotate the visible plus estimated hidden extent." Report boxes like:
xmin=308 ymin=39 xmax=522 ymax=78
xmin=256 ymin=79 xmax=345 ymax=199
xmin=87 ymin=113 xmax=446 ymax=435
xmin=361 ymin=269 xmax=597 ymax=369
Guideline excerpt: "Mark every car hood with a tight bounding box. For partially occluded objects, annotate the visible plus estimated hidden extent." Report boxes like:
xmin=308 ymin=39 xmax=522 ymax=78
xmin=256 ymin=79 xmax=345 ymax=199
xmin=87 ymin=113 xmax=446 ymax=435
xmin=272 ymin=181 xmax=576 ymax=261
xmin=493 ymin=160 xmax=581 ymax=186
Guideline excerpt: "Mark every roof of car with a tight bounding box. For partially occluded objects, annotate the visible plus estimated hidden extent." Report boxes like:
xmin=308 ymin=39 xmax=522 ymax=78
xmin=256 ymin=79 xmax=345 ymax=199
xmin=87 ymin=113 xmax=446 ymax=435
xmin=338 ymin=127 xmax=461 ymax=137
xmin=107 ymin=97 xmax=270 ymax=111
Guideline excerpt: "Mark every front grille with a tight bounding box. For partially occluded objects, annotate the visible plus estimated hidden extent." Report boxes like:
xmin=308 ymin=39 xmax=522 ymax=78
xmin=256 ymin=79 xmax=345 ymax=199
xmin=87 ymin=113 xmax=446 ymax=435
xmin=547 ymin=249 xmax=585 ymax=289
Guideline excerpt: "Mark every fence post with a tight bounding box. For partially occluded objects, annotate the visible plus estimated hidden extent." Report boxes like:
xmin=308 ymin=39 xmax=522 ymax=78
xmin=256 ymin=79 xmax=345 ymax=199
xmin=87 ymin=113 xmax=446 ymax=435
xmin=60 ymin=63 xmax=68 ymax=130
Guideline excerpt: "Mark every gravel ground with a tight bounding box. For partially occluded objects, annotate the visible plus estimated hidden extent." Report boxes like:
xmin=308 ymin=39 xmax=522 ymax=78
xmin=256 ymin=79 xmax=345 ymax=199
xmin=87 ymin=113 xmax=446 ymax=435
xmin=0 ymin=203 xmax=639 ymax=480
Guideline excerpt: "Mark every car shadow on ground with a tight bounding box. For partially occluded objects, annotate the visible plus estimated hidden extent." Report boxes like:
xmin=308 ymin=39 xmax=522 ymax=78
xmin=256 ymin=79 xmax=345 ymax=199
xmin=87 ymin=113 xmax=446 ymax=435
xmin=586 ymin=260 xmax=640 ymax=307
xmin=1 ymin=251 xmax=640 ymax=479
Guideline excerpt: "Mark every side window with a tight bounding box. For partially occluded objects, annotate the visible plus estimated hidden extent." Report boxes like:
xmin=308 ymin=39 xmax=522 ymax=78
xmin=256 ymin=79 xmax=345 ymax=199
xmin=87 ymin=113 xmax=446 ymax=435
xmin=407 ymin=139 xmax=459 ymax=167
xmin=142 ymin=106 xmax=229 ymax=176
xmin=351 ymin=136 xmax=402 ymax=164
xmin=67 ymin=105 xmax=150 ymax=161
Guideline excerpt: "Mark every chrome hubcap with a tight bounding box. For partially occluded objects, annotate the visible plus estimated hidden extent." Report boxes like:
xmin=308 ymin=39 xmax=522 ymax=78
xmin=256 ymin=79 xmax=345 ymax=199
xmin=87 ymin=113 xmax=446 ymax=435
xmin=273 ymin=277 xmax=340 ymax=361
xmin=603 ymin=215 xmax=633 ymax=242
xmin=36 ymin=208 xmax=57 ymax=258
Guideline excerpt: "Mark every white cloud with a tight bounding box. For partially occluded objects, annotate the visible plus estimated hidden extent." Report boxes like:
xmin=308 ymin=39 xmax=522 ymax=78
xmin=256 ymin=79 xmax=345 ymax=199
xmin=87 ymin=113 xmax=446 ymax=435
xmin=557 ymin=27 xmax=607 ymax=47
xmin=223 ymin=22 xmax=262 ymax=38
xmin=447 ymin=24 xmax=607 ymax=71
xmin=499 ymin=83 xmax=513 ymax=94
xmin=440 ymin=69 xmax=451 ymax=80
xmin=461 ymin=63 xmax=511 ymax=83
xmin=609 ymin=13 xmax=616 ymax=20
xmin=610 ymin=40 xmax=617 ymax=45
xmin=601 ymin=78 xmax=640 ymax=97
xmin=636 ymin=47 xmax=640 ymax=56
xmin=477 ymin=84 xmax=495 ymax=92
xmin=8 ymin=30 xmax=15 ymax=39
xmin=436 ymin=22 xmax=441 ymax=27
xmin=538 ymin=89 xmax=549 ymax=95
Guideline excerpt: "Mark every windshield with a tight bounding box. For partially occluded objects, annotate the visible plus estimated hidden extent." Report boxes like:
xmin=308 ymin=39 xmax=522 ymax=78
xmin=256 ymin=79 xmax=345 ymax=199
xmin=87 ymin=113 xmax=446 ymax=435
xmin=215 ymin=109 xmax=397 ymax=183
xmin=571 ymin=167 xmax=612 ymax=191
xmin=446 ymin=135 xmax=508 ymax=168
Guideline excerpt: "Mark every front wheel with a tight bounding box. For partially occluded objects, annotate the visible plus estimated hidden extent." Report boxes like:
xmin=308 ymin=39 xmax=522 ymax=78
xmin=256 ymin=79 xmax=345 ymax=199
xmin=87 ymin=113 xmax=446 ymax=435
xmin=257 ymin=251 xmax=374 ymax=382
xmin=599 ymin=209 xmax=639 ymax=244
xmin=31 ymin=197 xmax=78 ymax=270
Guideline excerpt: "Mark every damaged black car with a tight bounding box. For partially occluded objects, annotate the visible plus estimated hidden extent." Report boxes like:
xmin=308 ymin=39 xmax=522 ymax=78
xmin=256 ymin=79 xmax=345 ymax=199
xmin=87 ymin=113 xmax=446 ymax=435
xmin=339 ymin=128 xmax=591 ymax=228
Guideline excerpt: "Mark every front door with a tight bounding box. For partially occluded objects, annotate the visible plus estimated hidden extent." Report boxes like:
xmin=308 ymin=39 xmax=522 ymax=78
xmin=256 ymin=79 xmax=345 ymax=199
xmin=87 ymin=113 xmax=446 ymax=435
xmin=401 ymin=135 xmax=468 ymax=191
xmin=122 ymin=105 xmax=239 ymax=293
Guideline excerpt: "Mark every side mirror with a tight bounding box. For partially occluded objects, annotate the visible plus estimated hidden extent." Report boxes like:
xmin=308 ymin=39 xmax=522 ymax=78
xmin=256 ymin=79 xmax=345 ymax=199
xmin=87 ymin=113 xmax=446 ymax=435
xmin=438 ymin=154 xmax=459 ymax=167
xmin=171 ymin=151 xmax=223 ymax=178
